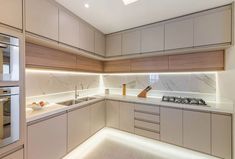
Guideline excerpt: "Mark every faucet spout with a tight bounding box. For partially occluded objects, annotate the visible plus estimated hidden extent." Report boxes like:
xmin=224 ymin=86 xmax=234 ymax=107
xmin=75 ymin=85 xmax=79 ymax=100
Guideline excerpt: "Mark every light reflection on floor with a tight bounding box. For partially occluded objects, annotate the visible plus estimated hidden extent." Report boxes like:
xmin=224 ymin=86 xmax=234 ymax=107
xmin=63 ymin=128 xmax=219 ymax=159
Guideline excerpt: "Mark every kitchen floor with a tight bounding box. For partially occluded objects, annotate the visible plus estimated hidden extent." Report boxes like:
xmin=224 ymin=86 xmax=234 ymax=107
xmin=63 ymin=128 xmax=219 ymax=159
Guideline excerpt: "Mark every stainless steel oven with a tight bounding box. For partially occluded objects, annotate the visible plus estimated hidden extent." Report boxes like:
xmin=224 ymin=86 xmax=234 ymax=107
xmin=0 ymin=87 xmax=19 ymax=148
xmin=0 ymin=34 xmax=19 ymax=81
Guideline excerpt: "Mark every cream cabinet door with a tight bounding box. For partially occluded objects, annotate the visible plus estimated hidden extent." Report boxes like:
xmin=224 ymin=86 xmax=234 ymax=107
xmin=91 ymin=101 xmax=106 ymax=134
xmin=194 ymin=6 xmax=232 ymax=46
xmin=141 ymin=24 xmax=164 ymax=53
xmin=212 ymin=113 xmax=232 ymax=159
xmin=68 ymin=106 xmax=91 ymax=151
xmin=183 ymin=110 xmax=211 ymax=154
xmin=0 ymin=0 xmax=22 ymax=29
xmin=27 ymin=114 xmax=67 ymax=159
xmin=106 ymin=33 xmax=122 ymax=57
xmin=160 ymin=107 xmax=183 ymax=146
xmin=2 ymin=149 xmax=23 ymax=159
xmin=165 ymin=17 xmax=193 ymax=50
xmin=26 ymin=0 xmax=59 ymax=40
xmin=95 ymin=31 xmax=105 ymax=56
xmin=59 ymin=9 xmax=79 ymax=47
xmin=119 ymin=102 xmax=134 ymax=133
xmin=79 ymin=22 xmax=95 ymax=52
xmin=122 ymin=30 xmax=141 ymax=55
xmin=106 ymin=100 xmax=119 ymax=129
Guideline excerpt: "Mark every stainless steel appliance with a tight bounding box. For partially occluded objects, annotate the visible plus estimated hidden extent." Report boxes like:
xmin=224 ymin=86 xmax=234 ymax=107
xmin=0 ymin=87 xmax=19 ymax=148
xmin=0 ymin=34 xmax=19 ymax=81
xmin=162 ymin=96 xmax=207 ymax=106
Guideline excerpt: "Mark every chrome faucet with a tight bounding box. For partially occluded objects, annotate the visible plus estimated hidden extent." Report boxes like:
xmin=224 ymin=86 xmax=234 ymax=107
xmin=75 ymin=85 xmax=79 ymax=100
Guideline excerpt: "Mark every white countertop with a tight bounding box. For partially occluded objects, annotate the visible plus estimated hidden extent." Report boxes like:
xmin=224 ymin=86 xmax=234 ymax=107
xmin=26 ymin=94 xmax=234 ymax=123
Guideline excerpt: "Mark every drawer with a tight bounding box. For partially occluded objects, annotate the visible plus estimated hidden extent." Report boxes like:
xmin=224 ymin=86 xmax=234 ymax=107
xmin=135 ymin=104 xmax=160 ymax=114
xmin=135 ymin=120 xmax=160 ymax=132
xmin=135 ymin=128 xmax=160 ymax=140
xmin=135 ymin=112 xmax=160 ymax=123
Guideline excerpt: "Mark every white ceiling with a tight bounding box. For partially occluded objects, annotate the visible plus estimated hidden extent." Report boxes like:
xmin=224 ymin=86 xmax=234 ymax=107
xmin=55 ymin=0 xmax=233 ymax=34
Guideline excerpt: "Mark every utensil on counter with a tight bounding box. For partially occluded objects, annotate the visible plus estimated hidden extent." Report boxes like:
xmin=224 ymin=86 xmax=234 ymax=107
xmin=137 ymin=86 xmax=152 ymax=98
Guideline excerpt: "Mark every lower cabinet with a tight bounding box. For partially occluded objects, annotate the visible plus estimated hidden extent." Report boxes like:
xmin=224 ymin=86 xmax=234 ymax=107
xmin=106 ymin=100 xmax=120 ymax=129
xmin=68 ymin=106 xmax=91 ymax=152
xmin=119 ymin=102 xmax=134 ymax=133
xmin=27 ymin=113 xmax=67 ymax=159
xmin=160 ymin=107 xmax=183 ymax=146
xmin=2 ymin=149 xmax=24 ymax=159
xmin=91 ymin=101 xmax=106 ymax=134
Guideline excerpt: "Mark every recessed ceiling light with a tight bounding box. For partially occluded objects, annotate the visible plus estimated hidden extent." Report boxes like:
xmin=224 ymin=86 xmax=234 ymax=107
xmin=84 ymin=3 xmax=90 ymax=8
xmin=122 ymin=0 xmax=139 ymax=5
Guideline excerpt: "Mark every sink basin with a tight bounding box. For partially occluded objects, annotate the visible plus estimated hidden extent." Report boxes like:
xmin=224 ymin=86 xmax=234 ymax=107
xmin=57 ymin=97 xmax=97 ymax=106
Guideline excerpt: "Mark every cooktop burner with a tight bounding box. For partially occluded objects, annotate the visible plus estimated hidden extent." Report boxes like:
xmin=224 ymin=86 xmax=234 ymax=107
xmin=162 ymin=96 xmax=207 ymax=106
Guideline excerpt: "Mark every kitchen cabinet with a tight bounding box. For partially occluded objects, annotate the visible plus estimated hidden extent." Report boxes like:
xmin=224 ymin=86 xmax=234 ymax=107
xmin=183 ymin=110 xmax=211 ymax=154
xmin=106 ymin=100 xmax=120 ymax=129
xmin=59 ymin=9 xmax=79 ymax=47
xmin=76 ymin=55 xmax=104 ymax=72
xmin=211 ymin=113 xmax=232 ymax=159
xmin=160 ymin=107 xmax=183 ymax=146
xmin=68 ymin=106 xmax=91 ymax=151
xmin=91 ymin=101 xmax=106 ymax=135
xmin=95 ymin=31 xmax=106 ymax=56
xmin=2 ymin=149 xmax=24 ymax=159
xmin=0 ymin=0 xmax=22 ymax=29
xmin=79 ymin=22 xmax=95 ymax=52
xmin=122 ymin=30 xmax=141 ymax=55
xmin=194 ymin=6 xmax=232 ymax=47
xmin=106 ymin=33 xmax=122 ymax=57
xmin=165 ymin=18 xmax=193 ymax=50
xmin=27 ymin=113 xmax=67 ymax=159
xmin=26 ymin=0 xmax=59 ymax=40
xmin=141 ymin=24 xmax=164 ymax=53
xmin=119 ymin=102 xmax=134 ymax=133
xmin=104 ymin=59 xmax=131 ymax=73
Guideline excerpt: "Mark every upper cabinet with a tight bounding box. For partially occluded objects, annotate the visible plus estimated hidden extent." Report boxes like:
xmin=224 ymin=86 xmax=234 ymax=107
xmin=26 ymin=0 xmax=59 ymax=40
xmin=165 ymin=17 xmax=194 ymax=50
xmin=122 ymin=30 xmax=141 ymax=55
xmin=194 ymin=6 xmax=232 ymax=46
xmin=79 ymin=22 xmax=95 ymax=52
xmin=106 ymin=33 xmax=122 ymax=57
xmin=141 ymin=24 xmax=164 ymax=53
xmin=59 ymin=9 xmax=79 ymax=48
xmin=0 ymin=0 xmax=22 ymax=29
xmin=95 ymin=31 xmax=106 ymax=56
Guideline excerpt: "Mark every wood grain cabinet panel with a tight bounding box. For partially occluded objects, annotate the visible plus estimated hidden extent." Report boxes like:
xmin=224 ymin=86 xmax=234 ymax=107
xmin=141 ymin=24 xmax=164 ymax=53
xmin=2 ymin=149 xmax=24 ymax=159
xmin=160 ymin=107 xmax=183 ymax=146
xmin=59 ymin=9 xmax=79 ymax=47
xmin=26 ymin=0 xmax=59 ymax=40
xmin=122 ymin=30 xmax=141 ymax=55
xmin=106 ymin=100 xmax=120 ymax=129
xmin=0 ymin=0 xmax=22 ymax=29
xmin=68 ymin=106 xmax=91 ymax=151
xmin=194 ymin=6 xmax=232 ymax=46
xmin=183 ymin=110 xmax=211 ymax=154
xmin=27 ymin=114 xmax=67 ymax=159
xmin=25 ymin=43 xmax=77 ymax=70
xmin=169 ymin=51 xmax=224 ymax=71
xmin=95 ymin=31 xmax=106 ymax=56
xmin=79 ymin=22 xmax=95 ymax=52
xmin=106 ymin=33 xmax=122 ymax=57
xmin=76 ymin=55 xmax=103 ymax=72
xmin=104 ymin=59 xmax=131 ymax=73
xmin=165 ymin=18 xmax=194 ymax=50
xmin=211 ymin=114 xmax=232 ymax=159
xmin=119 ymin=102 xmax=134 ymax=133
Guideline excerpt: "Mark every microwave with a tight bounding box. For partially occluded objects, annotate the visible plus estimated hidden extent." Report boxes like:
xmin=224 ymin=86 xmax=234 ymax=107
xmin=0 ymin=34 xmax=19 ymax=81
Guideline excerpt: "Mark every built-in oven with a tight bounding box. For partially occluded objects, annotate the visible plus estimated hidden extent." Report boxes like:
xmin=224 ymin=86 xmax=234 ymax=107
xmin=0 ymin=86 xmax=19 ymax=148
xmin=0 ymin=34 xmax=19 ymax=81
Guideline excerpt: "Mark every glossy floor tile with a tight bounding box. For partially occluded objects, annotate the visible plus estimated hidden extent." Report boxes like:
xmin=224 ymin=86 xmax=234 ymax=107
xmin=63 ymin=128 xmax=219 ymax=159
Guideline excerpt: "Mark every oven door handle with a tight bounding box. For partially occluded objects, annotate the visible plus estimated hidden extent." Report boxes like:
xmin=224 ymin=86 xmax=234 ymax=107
xmin=0 ymin=43 xmax=8 ymax=48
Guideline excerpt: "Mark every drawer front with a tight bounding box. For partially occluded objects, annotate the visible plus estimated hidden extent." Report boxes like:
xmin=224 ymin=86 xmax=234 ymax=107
xmin=135 ymin=120 xmax=160 ymax=132
xmin=135 ymin=128 xmax=160 ymax=140
xmin=135 ymin=112 xmax=160 ymax=123
xmin=135 ymin=104 xmax=160 ymax=114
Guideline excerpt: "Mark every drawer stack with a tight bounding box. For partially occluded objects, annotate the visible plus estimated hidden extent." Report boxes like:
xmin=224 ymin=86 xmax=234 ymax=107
xmin=134 ymin=104 xmax=160 ymax=140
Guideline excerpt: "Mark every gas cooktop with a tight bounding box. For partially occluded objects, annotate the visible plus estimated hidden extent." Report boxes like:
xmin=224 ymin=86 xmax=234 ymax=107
xmin=162 ymin=96 xmax=207 ymax=106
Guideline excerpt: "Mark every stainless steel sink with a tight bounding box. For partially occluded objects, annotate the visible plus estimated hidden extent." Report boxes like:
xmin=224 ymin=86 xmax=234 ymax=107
xmin=57 ymin=97 xmax=97 ymax=106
